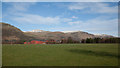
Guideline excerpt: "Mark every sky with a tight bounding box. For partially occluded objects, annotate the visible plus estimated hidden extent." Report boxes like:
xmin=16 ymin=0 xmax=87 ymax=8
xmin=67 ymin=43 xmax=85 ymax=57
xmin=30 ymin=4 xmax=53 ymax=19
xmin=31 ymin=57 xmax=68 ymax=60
xmin=2 ymin=2 xmax=118 ymax=36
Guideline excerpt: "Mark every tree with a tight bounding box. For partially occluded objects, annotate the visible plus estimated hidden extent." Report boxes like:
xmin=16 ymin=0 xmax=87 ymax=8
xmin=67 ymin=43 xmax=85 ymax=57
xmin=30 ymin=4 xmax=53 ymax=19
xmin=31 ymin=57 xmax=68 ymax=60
xmin=67 ymin=37 xmax=73 ymax=43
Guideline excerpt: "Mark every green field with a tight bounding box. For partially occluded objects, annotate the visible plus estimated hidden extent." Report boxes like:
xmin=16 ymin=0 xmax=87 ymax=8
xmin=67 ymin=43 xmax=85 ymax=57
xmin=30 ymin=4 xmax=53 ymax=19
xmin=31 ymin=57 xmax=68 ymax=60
xmin=2 ymin=44 xmax=119 ymax=66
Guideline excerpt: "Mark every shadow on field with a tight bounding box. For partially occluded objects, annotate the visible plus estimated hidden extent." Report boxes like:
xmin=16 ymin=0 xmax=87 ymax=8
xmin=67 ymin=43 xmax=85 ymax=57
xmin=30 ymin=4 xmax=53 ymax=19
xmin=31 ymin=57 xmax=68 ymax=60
xmin=68 ymin=49 xmax=119 ymax=58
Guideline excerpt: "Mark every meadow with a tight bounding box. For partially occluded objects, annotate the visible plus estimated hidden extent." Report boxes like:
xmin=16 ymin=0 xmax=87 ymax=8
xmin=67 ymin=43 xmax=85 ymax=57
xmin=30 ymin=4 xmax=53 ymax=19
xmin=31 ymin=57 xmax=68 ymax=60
xmin=2 ymin=44 xmax=119 ymax=66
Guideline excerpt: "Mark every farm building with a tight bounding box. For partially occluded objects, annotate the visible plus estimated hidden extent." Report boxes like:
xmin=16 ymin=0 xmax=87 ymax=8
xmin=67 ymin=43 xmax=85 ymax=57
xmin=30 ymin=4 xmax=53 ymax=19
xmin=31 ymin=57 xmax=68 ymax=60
xmin=24 ymin=39 xmax=57 ymax=44
xmin=24 ymin=40 xmax=46 ymax=44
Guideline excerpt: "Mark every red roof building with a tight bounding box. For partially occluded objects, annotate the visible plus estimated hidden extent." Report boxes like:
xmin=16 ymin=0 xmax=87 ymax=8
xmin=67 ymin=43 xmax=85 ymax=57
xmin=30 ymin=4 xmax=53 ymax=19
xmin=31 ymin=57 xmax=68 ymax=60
xmin=24 ymin=40 xmax=46 ymax=44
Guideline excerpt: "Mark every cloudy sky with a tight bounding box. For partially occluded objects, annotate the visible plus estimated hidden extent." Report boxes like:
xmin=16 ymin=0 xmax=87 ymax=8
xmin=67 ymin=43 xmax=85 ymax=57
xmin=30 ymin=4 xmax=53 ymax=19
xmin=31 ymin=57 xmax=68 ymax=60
xmin=2 ymin=2 xmax=118 ymax=36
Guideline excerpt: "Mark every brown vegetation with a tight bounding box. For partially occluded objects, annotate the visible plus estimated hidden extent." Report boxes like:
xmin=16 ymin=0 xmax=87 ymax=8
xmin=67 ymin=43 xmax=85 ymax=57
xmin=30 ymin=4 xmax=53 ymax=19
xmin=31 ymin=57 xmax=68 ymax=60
xmin=1 ymin=22 xmax=118 ymax=44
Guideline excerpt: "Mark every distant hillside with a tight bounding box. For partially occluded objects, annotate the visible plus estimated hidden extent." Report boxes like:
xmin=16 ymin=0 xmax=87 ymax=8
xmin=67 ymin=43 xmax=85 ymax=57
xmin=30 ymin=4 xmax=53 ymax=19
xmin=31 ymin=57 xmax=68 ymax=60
xmin=25 ymin=30 xmax=113 ymax=41
xmin=94 ymin=34 xmax=114 ymax=38
xmin=24 ymin=31 xmax=66 ymax=41
xmin=65 ymin=31 xmax=95 ymax=41
xmin=24 ymin=29 xmax=48 ymax=32
xmin=25 ymin=29 xmax=114 ymax=41
xmin=1 ymin=22 xmax=34 ymax=43
xmin=1 ymin=23 xmax=114 ymax=44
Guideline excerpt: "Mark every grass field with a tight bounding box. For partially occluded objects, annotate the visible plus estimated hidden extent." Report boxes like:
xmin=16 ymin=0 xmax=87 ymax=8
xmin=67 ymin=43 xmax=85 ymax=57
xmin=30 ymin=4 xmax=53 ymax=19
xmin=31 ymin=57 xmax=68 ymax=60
xmin=2 ymin=44 xmax=119 ymax=66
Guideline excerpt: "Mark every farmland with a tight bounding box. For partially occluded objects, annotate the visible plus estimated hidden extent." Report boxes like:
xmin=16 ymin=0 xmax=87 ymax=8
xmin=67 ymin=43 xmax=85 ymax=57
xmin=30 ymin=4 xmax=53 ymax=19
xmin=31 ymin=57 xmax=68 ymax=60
xmin=2 ymin=44 xmax=119 ymax=66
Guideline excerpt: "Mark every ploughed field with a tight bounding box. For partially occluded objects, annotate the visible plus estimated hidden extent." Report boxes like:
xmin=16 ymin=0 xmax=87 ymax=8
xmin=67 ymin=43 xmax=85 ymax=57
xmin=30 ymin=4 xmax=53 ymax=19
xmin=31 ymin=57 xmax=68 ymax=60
xmin=2 ymin=44 xmax=119 ymax=66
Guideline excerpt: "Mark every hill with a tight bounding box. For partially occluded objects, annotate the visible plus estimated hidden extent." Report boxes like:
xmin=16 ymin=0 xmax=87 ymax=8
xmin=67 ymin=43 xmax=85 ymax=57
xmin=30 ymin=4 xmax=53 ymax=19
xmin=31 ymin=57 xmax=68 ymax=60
xmin=1 ymin=22 xmax=34 ymax=44
xmin=24 ymin=30 xmax=113 ymax=41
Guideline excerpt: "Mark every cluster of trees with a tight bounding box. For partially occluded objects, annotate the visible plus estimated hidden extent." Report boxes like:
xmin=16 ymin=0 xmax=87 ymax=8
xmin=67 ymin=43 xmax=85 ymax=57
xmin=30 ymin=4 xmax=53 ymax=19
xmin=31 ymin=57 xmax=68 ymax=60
xmin=61 ymin=37 xmax=79 ymax=44
xmin=81 ymin=38 xmax=120 ymax=43
xmin=60 ymin=37 xmax=120 ymax=44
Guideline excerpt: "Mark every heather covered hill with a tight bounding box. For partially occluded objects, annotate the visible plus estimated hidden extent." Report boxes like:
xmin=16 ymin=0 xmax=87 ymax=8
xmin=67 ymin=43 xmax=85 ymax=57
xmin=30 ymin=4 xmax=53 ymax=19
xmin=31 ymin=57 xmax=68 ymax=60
xmin=1 ymin=22 xmax=34 ymax=44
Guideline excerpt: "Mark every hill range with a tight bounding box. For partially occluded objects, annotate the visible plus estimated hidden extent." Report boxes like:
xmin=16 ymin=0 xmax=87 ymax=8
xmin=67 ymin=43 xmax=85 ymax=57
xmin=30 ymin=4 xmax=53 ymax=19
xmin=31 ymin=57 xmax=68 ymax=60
xmin=1 ymin=22 xmax=114 ymax=42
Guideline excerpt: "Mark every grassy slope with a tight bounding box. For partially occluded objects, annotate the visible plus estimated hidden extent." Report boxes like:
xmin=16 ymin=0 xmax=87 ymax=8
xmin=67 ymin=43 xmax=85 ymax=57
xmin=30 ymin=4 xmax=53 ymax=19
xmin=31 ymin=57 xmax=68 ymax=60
xmin=2 ymin=44 xmax=118 ymax=66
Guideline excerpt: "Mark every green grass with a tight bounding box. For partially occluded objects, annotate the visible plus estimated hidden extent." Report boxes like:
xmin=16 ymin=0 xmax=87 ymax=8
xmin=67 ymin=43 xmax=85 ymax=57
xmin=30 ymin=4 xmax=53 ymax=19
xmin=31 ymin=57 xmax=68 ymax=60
xmin=2 ymin=44 xmax=119 ymax=66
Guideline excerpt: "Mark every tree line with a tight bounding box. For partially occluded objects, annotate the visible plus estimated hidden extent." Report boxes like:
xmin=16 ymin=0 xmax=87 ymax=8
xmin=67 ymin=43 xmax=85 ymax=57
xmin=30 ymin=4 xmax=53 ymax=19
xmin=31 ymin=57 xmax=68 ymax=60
xmin=2 ymin=37 xmax=120 ymax=44
xmin=60 ymin=37 xmax=120 ymax=44
xmin=81 ymin=38 xmax=120 ymax=43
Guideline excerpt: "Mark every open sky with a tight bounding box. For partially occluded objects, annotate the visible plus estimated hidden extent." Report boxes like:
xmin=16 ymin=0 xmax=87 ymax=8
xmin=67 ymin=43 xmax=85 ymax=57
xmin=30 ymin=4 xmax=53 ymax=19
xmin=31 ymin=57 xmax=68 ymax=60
xmin=2 ymin=2 xmax=118 ymax=36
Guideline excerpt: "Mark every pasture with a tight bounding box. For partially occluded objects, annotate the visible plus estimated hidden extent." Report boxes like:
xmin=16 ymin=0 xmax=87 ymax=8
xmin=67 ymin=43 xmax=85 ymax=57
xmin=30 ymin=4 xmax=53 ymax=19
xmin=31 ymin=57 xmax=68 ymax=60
xmin=2 ymin=44 xmax=119 ymax=66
